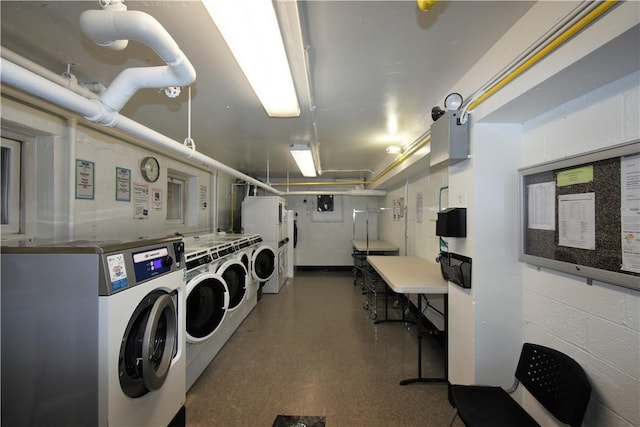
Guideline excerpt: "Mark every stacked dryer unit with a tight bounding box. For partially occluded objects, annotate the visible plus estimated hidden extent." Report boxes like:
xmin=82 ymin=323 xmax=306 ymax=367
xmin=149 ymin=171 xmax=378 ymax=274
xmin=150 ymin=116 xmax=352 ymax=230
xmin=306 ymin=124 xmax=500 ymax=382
xmin=242 ymin=196 xmax=289 ymax=294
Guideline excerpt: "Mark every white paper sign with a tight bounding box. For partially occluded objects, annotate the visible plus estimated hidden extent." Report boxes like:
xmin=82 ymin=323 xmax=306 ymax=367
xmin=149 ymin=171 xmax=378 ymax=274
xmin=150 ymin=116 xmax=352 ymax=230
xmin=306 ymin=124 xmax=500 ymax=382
xmin=528 ymin=182 xmax=555 ymax=230
xmin=621 ymin=154 xmax=640 ymax=273
xmin=133 ymin=182 xmax=149 ymax=219
xmin=558 ymin=193 xmax=595 ymax=250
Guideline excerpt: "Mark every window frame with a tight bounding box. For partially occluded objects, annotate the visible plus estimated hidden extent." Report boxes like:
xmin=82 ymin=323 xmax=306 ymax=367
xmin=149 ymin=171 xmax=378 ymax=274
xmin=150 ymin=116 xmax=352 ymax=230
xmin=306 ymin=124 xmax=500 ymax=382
xmin=1 ymin=137 xmax=22 ymax=235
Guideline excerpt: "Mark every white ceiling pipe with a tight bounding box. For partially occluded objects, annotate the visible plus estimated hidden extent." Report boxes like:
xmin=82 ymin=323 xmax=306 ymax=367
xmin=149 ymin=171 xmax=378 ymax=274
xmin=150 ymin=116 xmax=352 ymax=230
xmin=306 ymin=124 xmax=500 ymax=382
xmin=0 ymin=47 xmax=101 ymax=100
xmin=80 ymin=7 xmax=196 ymax=112
xmin=0 ymin=57 xmax=276 ymax=195
xmin=1 ymin=59 xmax=104 ymax=120
xmin=282 ymin=189 xmax=386 ymax=197
xmin=1 ymin=59 xmax=384 ymax=198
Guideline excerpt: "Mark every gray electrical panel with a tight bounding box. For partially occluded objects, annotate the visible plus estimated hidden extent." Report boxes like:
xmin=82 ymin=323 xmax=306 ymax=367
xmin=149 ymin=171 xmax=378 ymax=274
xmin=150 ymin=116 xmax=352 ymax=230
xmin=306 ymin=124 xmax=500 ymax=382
xmin=430 ymin=110 xmax=470 ymax=167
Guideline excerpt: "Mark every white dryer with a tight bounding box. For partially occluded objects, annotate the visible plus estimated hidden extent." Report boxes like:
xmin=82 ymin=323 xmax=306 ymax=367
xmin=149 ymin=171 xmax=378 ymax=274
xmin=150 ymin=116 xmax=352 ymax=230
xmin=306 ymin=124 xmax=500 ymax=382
xmin=214 ymin=240 xmax=249 ymax=339
xmin=237 ymin=234 xmax=264 ymax=313
xmin=252 ymin=241 xmax=277 ymax=295
xmin=183 ymin=246 xmax=230 ymax=391
xmin=211 ymin=234 xmax=263 ymax=308
xmin=1 ymin=236 xmax=186 ymax=427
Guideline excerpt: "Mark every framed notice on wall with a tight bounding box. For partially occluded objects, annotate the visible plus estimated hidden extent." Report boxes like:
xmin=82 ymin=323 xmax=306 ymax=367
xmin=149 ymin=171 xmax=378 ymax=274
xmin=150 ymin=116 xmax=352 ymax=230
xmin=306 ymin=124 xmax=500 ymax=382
xmin=115 ymin=167 xmax=131 ymax=202
xmin=519 ymin=139 xmax=639 ymax=291
xmin=75 ymin=159 xmax=95 ymax=200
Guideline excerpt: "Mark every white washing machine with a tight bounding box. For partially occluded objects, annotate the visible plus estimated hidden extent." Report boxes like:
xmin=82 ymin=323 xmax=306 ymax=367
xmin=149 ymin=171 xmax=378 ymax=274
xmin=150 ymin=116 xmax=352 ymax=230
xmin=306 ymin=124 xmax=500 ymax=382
xmin=183 ymin=245 xmax=230 ymax=391
xmin=1 ymin=236 xmax=186 ymax=427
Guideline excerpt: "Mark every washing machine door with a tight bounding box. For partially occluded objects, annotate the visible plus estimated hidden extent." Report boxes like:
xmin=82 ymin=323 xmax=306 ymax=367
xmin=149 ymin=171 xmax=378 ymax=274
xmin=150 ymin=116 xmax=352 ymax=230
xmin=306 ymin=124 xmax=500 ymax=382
xmin=217 ymin=259 xmax=247 ymax=311
xmin=240 ymin=252 xmax=250 ymax=272
xmin=251 ymin=245 xmax=276 ymax=282
xmin=119 ymin=290 xmax=177 ymax=398
xmin=186 ymin=272 xmax=230 ymax=343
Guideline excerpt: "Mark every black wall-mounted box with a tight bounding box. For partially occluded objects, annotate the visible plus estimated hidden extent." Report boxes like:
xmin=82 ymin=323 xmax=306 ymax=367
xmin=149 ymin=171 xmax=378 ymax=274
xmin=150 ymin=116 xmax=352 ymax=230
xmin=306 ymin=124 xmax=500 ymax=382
xmin=436 ymin=207 xmax=466 ymax=237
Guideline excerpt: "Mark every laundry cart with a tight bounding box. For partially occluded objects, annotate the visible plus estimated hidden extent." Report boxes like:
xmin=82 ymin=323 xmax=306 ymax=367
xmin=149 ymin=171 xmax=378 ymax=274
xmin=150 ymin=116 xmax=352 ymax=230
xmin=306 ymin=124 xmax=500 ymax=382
xmin=351 ymin=251 xmax=368 ymax=288
xmin=351 ymin=239 xmax=399 ymax=289
xmin=362 ymin=267 xmax=396 ymax=321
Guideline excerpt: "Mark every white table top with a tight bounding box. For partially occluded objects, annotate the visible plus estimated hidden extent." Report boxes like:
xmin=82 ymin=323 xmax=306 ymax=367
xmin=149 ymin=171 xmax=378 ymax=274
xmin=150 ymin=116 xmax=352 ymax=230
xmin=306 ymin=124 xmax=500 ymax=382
xmin=352 ymin=240 xmax=399 ymax=252
xmin=366 ymin=256 xmax=448 ymax=294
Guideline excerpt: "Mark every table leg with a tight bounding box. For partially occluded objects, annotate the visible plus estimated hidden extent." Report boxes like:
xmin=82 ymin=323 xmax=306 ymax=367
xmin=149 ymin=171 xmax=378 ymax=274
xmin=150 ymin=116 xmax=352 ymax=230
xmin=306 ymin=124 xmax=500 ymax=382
xmin=400 ymin=293 xmax=448 ymax=385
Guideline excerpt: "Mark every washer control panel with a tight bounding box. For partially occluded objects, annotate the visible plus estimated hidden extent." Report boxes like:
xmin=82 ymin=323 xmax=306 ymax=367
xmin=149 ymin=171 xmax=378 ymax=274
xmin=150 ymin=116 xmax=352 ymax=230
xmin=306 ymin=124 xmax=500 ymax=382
xmin=99 ymin=236 xmax=183 ymax=296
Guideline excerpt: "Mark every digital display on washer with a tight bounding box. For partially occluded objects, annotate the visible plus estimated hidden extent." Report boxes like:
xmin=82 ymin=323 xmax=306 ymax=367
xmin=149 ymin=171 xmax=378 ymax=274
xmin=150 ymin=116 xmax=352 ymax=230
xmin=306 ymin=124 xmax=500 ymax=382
xmin=132 ymin=246 xmax=172 ymax=283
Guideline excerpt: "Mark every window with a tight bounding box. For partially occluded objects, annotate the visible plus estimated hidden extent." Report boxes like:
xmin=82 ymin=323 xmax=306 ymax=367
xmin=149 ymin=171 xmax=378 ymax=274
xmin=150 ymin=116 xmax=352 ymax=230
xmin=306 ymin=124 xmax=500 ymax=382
xmin=1 ymin=137 xmax=21 ymax=235
xmin=166 ymin=174 xmax=186 ymax=224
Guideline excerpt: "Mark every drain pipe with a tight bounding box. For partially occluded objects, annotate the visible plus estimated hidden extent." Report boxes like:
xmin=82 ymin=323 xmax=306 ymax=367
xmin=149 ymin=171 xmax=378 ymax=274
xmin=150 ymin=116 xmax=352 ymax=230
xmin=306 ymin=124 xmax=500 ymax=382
xmin=67 ymin=117 xmax=77 ymax=240
xmin=0 ymin=58 xmax=277 ymax=195
xmin=79 ymin=0 xmax=196 ymax=113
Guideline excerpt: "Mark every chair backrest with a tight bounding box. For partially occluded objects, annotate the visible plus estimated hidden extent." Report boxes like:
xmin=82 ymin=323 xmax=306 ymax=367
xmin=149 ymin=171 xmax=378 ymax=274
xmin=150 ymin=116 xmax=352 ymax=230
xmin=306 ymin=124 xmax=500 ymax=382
xmin=515 ymin=343 xmax=592 ymax=427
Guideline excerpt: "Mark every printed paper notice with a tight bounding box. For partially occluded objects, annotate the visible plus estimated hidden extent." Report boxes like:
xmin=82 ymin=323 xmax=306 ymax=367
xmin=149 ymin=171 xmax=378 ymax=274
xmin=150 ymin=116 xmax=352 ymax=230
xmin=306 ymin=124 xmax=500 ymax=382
xmin=557 ymin=166 xmax=593 ymax=187
xmin=76 ymin=159 xmax=95 ymax=200
xmin=107 ymin=253 xmax=128 ymax=292
xmin=528 ymin=182 xmax=555 ymax=230
xmin=621 ymin=154 xmax=640 ymax=273
xmin=152 ymin=188 xmax=162 ymax=210
xmin=200 ymin=185 xmax=208 ymax=210
xmin=133 ymin=182 xmax=149 ymax=219
xmin=558 ymin=193 xmax=595 ymax=250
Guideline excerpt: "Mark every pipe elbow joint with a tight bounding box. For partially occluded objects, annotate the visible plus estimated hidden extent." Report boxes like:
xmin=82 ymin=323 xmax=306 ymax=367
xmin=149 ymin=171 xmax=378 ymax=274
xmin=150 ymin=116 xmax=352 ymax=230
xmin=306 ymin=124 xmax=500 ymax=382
xmin=80 ymin=9 xmax=129 ymax=51
xmin=84 ymin=100 xmax=119 ymax=127
xmin=170 ymin=51 xmax=197 ymax=86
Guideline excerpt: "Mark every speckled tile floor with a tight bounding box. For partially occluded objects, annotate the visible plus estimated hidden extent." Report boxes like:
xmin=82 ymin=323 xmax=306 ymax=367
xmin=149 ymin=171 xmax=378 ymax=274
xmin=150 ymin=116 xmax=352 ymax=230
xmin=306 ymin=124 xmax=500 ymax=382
xmin=185 ymin=271 xmax=454 ymax=427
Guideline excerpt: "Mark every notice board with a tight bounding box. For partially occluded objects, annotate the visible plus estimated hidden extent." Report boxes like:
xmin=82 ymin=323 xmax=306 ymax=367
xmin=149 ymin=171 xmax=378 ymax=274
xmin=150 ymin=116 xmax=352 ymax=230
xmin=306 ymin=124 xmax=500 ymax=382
xmin=519 ymin=140 xmax=639 ymax=291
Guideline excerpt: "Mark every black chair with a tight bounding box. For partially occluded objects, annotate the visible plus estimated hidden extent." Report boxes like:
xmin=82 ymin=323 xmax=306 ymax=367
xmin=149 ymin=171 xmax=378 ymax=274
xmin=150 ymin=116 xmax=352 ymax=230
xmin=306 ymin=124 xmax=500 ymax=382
xmin=448 ymin=343 xmax=592 ymax=427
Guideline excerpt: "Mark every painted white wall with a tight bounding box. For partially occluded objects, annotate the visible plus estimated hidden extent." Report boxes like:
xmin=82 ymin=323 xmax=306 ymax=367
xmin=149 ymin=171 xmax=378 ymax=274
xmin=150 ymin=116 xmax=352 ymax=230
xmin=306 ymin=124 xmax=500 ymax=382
xmin=1 ymin=95 xmax=212 ymax=240
xmin=519 ymin=71 xmax=640 ymax=427
xmin=447 ymin=123 xmax=523 ymax=387
xmin=283 ymin=193 xmax=380 ymax=267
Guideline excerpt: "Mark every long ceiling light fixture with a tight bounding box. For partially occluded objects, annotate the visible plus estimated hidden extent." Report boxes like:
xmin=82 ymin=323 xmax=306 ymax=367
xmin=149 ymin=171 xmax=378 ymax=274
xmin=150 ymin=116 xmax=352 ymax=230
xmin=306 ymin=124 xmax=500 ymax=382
xmin=202 ymin=0 xmax=300 ymax=117
xmin=290 ymin=144 xmax=317 ymax=177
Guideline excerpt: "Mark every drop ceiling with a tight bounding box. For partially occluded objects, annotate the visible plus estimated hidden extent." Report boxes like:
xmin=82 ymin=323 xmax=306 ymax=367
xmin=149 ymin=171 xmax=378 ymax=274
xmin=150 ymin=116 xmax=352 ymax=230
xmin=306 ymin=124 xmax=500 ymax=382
xmin=0 ymin=0 xmax=535 ymax=182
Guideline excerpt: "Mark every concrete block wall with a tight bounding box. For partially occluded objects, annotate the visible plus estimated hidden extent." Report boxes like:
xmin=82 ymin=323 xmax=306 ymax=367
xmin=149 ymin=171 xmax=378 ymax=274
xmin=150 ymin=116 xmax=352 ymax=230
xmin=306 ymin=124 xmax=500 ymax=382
xmin=379 ymin=166 xmax=448 ymax=329
xmin=520 ymin=71 xmax=640 ymax=426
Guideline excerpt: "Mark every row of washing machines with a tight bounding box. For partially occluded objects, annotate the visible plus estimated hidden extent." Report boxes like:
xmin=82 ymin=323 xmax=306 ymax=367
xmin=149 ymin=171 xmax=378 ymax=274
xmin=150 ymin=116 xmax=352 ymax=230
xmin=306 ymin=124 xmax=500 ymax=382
xmin=0 ymin=233 xmax=277 ymax=427
xmin=181 ymin=232 xmax=277 ymax=390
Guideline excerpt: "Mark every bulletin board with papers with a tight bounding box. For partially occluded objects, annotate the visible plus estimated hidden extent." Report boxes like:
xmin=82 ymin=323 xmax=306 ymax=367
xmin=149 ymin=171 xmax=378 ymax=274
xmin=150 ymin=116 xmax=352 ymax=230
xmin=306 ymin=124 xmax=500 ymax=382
xmin=519 ymin=140 xmax=639 ymax=291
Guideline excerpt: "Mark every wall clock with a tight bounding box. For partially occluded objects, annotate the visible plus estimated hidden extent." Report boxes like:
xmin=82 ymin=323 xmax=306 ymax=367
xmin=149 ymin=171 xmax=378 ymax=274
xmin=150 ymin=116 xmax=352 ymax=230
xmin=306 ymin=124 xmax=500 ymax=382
xmin=140 ymin=156 xmax=160 ymax=182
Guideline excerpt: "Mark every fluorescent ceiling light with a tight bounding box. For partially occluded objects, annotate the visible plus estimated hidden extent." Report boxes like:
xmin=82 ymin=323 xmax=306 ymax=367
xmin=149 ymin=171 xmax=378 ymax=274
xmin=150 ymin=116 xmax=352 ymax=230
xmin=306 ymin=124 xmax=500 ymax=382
xmin=290 ymin=144 xmax=317 ymax=177
xmin=202 ymin=0 xmax=300 ymax=117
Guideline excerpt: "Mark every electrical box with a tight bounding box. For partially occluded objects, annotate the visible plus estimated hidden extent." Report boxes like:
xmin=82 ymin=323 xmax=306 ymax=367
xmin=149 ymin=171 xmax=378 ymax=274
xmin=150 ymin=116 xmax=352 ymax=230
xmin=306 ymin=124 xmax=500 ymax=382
xmin=436 ymin=207 xmax=466 ymax=237
xmin=430 ymin=110 xmax=470 ymax=167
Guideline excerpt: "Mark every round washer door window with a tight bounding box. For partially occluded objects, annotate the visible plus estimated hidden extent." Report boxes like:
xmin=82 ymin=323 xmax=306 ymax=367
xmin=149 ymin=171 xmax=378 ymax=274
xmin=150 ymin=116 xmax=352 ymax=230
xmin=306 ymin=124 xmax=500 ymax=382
xmin=119 ymin=290 xmax=177 ymax=398
xmin=252 ymin=246 xmax=276 ymax=282
xmin=218 ymin=260 xmax=247 ymax=310
xmin=186 ymin=273 xmax=229 ymax=343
